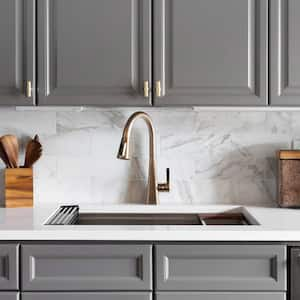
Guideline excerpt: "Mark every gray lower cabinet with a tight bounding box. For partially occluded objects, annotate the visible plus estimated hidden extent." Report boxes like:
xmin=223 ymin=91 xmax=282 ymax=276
xmin=290 ymin=248 xmax=300 ymax=300
xmin=0 ymin=0 xmax=35 ymax=106
xmin=155 ymin=245 xmax=286 ymax=291
xmin=22 ymin=244 xmax=152 ymax=291
xmin=156 ymin=292 xmax=285 ymax=300
xmin=153 ymin=0 xmax=268 ymax=106
xmin=22 ymin=292 xmax=152 ymax=300
xmin=0 ymin=293 xmax=19 ymax=300
xmin=270 ymin=0 xmax=300 ymax=105
xmin=0 ymin=244 xmax=19 ymax=290
xmin=37 ymin=0 xmax=151 ymax=106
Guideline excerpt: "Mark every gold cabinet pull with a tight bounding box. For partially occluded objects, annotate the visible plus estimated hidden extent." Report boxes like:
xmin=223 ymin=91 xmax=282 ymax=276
xmin=155 ymin=80 xmax=161 ymax=97
xmin=25 ymin=80 xmax=32 ymax=98
xmin=143 ymin=80 xmax=149 ymax=98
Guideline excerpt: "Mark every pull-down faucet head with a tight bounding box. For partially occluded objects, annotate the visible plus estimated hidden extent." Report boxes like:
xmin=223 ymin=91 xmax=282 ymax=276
xmin=117 ymin=111 xmax=170 ymax=205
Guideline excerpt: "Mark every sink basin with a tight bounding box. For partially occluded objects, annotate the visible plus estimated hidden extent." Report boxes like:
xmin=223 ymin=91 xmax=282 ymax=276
xmin=45 ymin=206 xmax=258 ymax=226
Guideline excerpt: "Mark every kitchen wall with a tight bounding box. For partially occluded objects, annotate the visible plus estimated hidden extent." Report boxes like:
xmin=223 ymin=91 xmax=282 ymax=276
xmin=0 ymin=107 xmax=296 ymax=207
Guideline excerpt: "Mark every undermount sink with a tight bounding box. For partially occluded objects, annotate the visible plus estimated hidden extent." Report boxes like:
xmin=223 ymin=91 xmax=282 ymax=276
xmin=45 ymin=206 xmax=259 ymax=226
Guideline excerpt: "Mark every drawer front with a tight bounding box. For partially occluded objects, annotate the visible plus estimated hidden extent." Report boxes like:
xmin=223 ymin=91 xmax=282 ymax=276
xmin=156 ymin=292 xmax=285 ymax=300
xmin=23 ymin=292 xmax=152 ymax=300
xmin=290 ymin=248 xmax=300 ymax=300
xmin=22 ymin=244 xmax=152 ymax=291
xmin=0 ymin=293 xmax=19 ymax=300
xmin=156 ymin=245 xmax=286 ymax=291
xmin=0 ymin=245 xmax=19 ymax=290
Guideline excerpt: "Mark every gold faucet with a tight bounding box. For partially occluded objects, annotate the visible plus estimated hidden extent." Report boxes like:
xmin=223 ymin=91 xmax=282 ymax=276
xmin=117 ymin=111 xmax=170 ymax=205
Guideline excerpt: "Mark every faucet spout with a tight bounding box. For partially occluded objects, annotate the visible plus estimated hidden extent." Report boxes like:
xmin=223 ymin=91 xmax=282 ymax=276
xmin=117 ymin=111 xmax=169 ymax=205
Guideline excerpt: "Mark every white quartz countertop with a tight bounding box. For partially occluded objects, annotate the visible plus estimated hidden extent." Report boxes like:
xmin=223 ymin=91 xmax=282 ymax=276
xmin=0 ymin=204 xmax=300 ymax=241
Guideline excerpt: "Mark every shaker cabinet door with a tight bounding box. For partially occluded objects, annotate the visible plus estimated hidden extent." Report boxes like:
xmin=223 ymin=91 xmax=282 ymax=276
xmin=153 ymin=0 xmax=268 ymax=106
xmin=0 ymin=0 xmax=35 ymax=105
xmin=0 ymin=293 xmax=19 ymax=300
xmin=23 ymin=293 xmax=152 ymax=300
xmin=270 ymin=0 xmax=300 ymax=105
xmin=156 ymin=292 xmax=285 ymax=300
xmin=37 ymin=0 xmax=151 ymax=106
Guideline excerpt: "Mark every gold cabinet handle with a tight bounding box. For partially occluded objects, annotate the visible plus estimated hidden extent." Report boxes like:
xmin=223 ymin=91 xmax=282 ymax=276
xmin=155 ymin=80 xmax=161 ymax=97
xmin=24 ymin=80 xmax=32 ymax=98
xmin=143 ymin=80 xmax=149 ymax=98
xmin=158 ymin=168 xmax=170 ymax=192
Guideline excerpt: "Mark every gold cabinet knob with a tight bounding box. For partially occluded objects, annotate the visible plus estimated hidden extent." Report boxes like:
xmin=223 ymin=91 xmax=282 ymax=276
xmin=155 ymin=80 xmax=161 ymax=97
xmin=24 ymin=80 xmax=32 ymax=98
xmin=143 ymin=80 xmax=149 ymax=98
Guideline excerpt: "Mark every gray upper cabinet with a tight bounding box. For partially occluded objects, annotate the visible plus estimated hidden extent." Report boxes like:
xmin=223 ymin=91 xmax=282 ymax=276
xmin=0 ymin=0 xmax=35 ymax=106
xmin=37 ymin=0 xmax=151 ymax=106
xmin=270 ymin=0 xmax=300 ymax=105
xmin=153 ymin=0 xmax=268 ymax=106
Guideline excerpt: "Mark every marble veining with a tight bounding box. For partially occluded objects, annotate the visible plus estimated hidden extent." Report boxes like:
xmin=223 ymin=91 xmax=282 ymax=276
xmin=0 ymin=108 xmax=296 ymax=207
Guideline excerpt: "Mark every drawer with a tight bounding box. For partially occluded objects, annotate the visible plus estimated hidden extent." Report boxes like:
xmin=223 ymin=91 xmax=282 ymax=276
xmin=155 ymin=245 xmax=286 ymax=291
xmin=23 ymin=292 xmax=152 ymax=300
xmin=22 ymin=244 xmax=152 ymax=291
xmin=0 ymin=244 xmax=19 ymax=290
xmin=0 ymin=293 xmax=19 ymax=300
xmin=156 ymin=292 xmax=285 ymax=300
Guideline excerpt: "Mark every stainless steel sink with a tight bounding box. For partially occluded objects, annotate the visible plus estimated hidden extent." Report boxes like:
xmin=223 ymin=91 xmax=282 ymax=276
xmin=45 ymin=205 xmax=258 ymax=226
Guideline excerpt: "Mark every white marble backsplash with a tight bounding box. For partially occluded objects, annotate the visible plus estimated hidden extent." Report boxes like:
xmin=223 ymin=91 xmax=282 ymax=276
xmin=0 ymin=107 xmax=297 ymax=207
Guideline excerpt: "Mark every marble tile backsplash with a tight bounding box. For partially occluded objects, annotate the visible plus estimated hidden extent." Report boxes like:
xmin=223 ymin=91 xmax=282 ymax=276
xmin=0 ymin=107 xmax=296 ymax=207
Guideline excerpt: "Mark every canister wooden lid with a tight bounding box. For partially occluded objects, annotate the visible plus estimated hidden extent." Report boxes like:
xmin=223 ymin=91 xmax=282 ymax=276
xmin=279 ymin=150 xmax=300 ymax=159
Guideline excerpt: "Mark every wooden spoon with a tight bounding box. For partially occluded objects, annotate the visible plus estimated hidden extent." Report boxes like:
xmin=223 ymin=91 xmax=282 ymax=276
xmin=0 ymin=142 xmax=11 ymax=168
xmin=24 ymin=135 xmax=42 ymax=168
xmin=0 ymin=135 xmax=19 ymax=168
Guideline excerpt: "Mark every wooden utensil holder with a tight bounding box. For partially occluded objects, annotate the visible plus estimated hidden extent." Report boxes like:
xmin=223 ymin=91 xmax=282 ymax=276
xmin=4 ymin=168 xmax=33 ymax=208
xmin=278 ymin=150 xmax=300 ymax=208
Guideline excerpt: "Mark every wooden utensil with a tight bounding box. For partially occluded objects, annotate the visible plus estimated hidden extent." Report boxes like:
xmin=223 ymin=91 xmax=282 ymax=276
xmin=0 ymin=135 xmax=19 ymax=168
xmin=24 ymin=135 xmax=42 ymax=168
xmin=0 ymin=142 xmax=11 ymax=168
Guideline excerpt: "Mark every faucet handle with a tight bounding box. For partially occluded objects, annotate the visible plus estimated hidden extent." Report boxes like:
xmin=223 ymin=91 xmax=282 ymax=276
xmin=158 ymin=168 xmax=170 ymax=192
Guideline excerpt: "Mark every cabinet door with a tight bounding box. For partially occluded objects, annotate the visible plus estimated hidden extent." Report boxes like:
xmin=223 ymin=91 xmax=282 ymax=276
xmin=156 ymin=292 xmax=285 ymax=300
xmin=0 ymin=244 xmax=19 ymax=290
xmin=0 ymin=0 xmax=35 ymax=105
xmin=22 ymin=244 xmax=152 ymax=291
xmin=0 ymin=293 xmax=19 ymax=300
xmin=37 ymin=0 xmax=151 ymax=106
xmin=290 ymin=248 xmax=300 ymax=300
xmin=153 ymin=0 xmax=268 ymax=106
xmin=270 ymin=0 xmax=300 ymax=105
xmin=23 ymin=293 xmax=151 ymax=300
xmin=155 ymin=245 xmax=286 ymax=291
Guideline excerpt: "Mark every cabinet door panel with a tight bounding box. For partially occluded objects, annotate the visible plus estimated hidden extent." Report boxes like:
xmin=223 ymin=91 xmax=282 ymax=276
xmin=22 ymin=244 xmax=152 ymax=291
xmin=290 ymin=248 xmax=300 ymax=300
xmin=270 ymin=0 xmax=300 ymax=105
xmin=156 ymin=244 xmax=286 ymax=291
xmin=38 ymin=0 xmax=151 ymax=106
xmin=0 ymin=0 xmax=35 ymax=105
xmin=154 ymin=0 xmax=268 ymax=106
xmin=156 ymin=292 xmax=285 ymax=300
xmin=0 ymin=245 xmax=19 ymax=290
xmin=23 ymin=293 xmax=151 ymax=300
xmin=0 ymin=293 xmax=19 ymax=300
